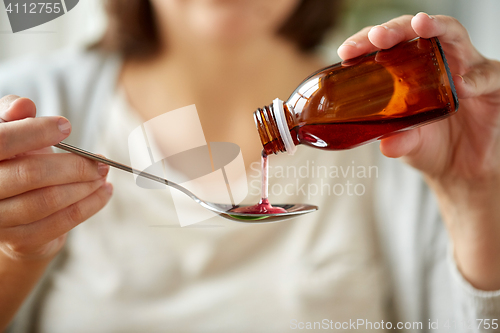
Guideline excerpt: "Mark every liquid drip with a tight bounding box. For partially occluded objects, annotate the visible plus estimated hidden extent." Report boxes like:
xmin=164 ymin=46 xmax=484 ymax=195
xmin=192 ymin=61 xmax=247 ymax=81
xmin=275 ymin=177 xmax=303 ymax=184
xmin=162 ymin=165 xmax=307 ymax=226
xmin=231 ymin=151 xmax=287 ymax=214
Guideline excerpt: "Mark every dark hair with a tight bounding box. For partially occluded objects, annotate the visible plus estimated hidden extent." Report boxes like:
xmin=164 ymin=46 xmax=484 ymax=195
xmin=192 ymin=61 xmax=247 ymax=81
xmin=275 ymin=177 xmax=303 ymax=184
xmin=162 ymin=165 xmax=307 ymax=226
xmin=95 ymin=0 xmax=342 ymax=59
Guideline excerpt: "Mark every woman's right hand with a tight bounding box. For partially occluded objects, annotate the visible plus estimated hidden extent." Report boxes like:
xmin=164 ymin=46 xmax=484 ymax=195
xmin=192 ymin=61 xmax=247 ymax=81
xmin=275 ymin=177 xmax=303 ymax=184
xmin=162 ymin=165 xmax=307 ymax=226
xmin=0 ymin=95 xmax=113 ymax=261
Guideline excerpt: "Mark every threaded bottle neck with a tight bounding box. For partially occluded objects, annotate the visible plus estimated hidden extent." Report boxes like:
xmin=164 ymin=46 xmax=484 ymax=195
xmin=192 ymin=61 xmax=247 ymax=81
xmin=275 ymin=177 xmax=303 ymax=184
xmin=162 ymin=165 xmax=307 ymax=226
xmin=253 ymin=99 xmax=298 ymax=155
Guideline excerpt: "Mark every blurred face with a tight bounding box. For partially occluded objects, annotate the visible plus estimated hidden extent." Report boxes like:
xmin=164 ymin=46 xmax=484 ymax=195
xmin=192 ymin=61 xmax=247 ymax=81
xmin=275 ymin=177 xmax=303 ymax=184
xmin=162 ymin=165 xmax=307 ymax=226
xmin=151 ymin=0 xmax=300 ymax=44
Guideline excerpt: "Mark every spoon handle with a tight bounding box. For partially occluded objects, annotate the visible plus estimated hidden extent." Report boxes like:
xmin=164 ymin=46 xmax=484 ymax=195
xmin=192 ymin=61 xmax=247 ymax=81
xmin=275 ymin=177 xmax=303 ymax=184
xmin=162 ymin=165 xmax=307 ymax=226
xmin=54 ymin=142 xmax=170 ymax=187
xmin=54 ymin=142 xmax=205 ymax=205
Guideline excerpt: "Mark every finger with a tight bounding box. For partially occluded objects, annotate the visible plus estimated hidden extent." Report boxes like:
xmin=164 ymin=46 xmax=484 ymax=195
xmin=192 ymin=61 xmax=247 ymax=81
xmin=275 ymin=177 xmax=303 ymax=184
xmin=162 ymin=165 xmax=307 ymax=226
xmin=0 ymin=96 xmax=36 ymax=123
xmin=4 ymin=183 xmax=113 ymax=252
xmin=2 ymin=183 xmax=113 ymax=254
xmin=0 ymin=116 xmax=71 ymax=161
xmin=379 ymin=128 xmax=421 ymax=158
xmin=24 ymin=147 xmax=54 ymax=155
xmin=453 ymin=60 xmax=500 ymax=99
xmin=337 ymin=26 xmax=377 ymax=60
xmin=0 ymin=153 xmax=110 ymax=199
xmin=0 ymin=178 xmax=107 ymax=227
xmin=411 ymin=13 xmax=483 ymax=67
xmin=7 ymin=147 xmax=54 ymax=160
xmin=367 ymin=15 xmax=418 ymax=49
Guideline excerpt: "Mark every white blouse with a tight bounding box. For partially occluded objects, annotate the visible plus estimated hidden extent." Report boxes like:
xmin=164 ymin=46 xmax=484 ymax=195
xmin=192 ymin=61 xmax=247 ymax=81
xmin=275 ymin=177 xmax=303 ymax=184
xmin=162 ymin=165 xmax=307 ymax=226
xmin=37 ymin=90 xmax=387 ymax=332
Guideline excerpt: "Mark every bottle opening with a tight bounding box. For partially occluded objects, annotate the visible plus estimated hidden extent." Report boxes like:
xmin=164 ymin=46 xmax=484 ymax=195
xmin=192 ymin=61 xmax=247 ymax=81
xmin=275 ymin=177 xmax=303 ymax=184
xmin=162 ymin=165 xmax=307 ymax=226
xmin=253 ymin=100 xmax=297 ymax=155
xmin=273 ymin=99 xmax=297 ymax=155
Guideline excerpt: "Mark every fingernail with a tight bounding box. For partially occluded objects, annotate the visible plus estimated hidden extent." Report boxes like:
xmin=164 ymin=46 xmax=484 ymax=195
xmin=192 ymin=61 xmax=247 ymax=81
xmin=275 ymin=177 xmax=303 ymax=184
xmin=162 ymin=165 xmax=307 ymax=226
xmin=370 ymin=25 xmax=389 ymax=32
xmin=341 ymin=40 xmax=357 ymax=47
xmin=57 ymin=118 xmax=71 ymax=134
xmin=456 ymin=74 xmax=465 ymax=84
xmin=98 ymin=163 xmax=110 ymax=177
xmin=103 ymin=183 xmax=113 ymax=195
xmin=418 ymin=12 xmax=434 ymax=20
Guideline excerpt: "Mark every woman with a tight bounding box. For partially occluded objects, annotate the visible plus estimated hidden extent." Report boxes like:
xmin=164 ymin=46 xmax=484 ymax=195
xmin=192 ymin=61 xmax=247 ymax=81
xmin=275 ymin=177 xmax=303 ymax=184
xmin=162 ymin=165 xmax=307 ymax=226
xmin=1 ymin=0 xmax=500 ymax=331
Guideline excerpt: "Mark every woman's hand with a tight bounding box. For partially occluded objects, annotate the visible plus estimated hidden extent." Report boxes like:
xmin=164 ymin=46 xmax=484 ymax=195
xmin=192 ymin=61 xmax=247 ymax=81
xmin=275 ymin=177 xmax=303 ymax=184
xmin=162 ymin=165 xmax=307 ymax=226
xmin=338 ymin=13 xmax=500 ymax=290
xmin=0 ymin=95 xmax=113 ymax=261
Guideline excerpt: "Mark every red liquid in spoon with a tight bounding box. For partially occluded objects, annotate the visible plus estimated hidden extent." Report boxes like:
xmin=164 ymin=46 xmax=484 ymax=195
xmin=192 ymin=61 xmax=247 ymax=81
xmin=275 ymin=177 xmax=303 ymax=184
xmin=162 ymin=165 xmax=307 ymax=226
xmin=231 ymin=151 xmax=287 ymax=214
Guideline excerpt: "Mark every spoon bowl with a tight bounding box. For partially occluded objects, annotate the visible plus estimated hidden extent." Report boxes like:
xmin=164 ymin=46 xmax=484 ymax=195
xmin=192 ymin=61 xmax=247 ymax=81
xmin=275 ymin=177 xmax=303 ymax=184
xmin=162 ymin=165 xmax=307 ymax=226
xmin=202 ymin=202 xmax=318 ymax=223
xmin=55 ymin=142 xmax=318 ymax=223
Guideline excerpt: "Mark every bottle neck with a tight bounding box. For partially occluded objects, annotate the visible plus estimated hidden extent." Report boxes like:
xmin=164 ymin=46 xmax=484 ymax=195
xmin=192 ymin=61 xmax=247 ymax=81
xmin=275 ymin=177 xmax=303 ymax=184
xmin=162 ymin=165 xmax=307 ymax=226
xmin=254 ymin=98 xmax=298 ymax=155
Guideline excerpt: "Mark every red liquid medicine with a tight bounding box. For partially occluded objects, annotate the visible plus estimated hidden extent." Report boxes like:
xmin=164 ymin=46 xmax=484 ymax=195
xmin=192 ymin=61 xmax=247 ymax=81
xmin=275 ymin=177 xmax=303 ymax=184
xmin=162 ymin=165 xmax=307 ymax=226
xmin=230 ymin=151 xmax=286 ymax=215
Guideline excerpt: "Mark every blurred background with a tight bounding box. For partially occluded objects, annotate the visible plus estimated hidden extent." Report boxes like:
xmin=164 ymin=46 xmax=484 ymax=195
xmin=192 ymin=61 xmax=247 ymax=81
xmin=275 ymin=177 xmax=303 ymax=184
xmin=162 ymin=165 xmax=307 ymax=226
xmin=1 ymin=0 xmax=499 ymax=62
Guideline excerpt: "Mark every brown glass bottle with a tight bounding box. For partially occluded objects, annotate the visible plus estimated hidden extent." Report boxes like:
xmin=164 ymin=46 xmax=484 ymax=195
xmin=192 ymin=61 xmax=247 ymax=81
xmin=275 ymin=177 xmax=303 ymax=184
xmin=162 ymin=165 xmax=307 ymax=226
xmin=254 ymin=37 xmax=459 ymax=155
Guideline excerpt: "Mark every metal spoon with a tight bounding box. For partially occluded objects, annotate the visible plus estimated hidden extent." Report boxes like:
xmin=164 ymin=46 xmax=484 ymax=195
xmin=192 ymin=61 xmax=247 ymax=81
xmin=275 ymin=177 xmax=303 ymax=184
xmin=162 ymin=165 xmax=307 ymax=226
xmin=54 ymin=142 xmax=318 ymax=223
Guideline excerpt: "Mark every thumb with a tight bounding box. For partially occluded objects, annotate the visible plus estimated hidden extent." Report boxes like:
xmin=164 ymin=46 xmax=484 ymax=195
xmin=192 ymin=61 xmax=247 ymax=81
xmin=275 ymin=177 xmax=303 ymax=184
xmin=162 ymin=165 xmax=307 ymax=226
xmin=1 ymin=96 xmax=52 ymax=158
xmin=454 ymin=60 xmax=500 ymax=99
xmin=0 ymin=95 xmax=37 ymax=122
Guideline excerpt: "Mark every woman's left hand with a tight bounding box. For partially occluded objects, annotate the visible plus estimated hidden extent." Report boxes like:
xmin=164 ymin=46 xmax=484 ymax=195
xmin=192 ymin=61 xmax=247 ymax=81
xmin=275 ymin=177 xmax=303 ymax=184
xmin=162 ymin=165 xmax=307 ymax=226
xmin=338 ymin=13 xmax=500 ymax=291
